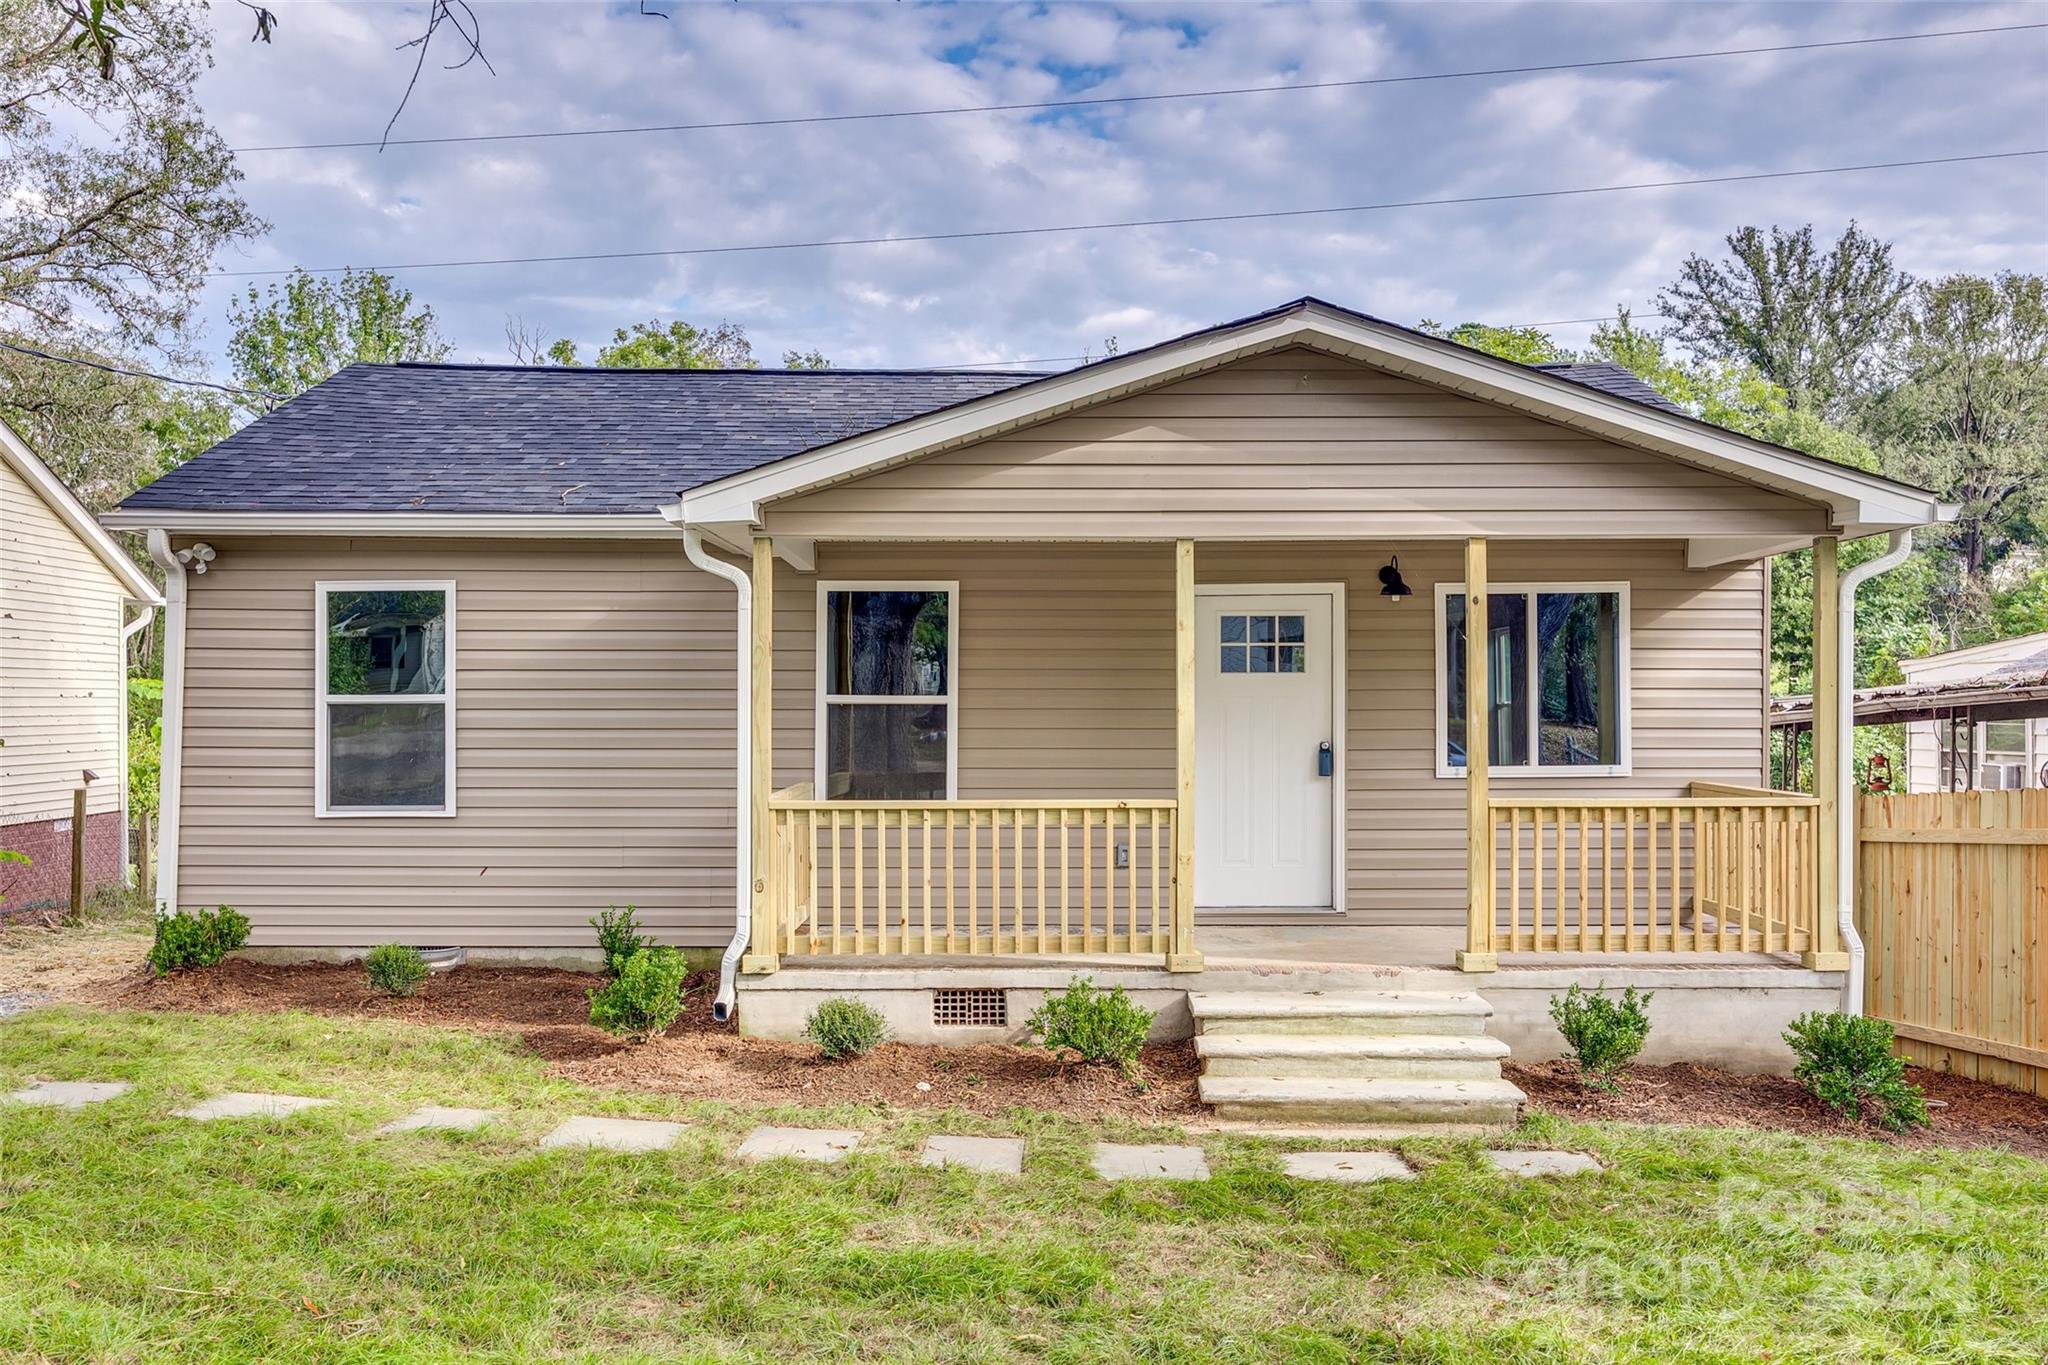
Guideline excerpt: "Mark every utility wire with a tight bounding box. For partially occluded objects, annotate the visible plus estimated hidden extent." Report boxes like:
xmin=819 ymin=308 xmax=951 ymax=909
xmin=207 ymin=148 xmax=2046 ymax=279
xmin=228 ymin=22 xmax=2048 ymax=154
xmin=0 ymin=338 xmax=283 ymax=404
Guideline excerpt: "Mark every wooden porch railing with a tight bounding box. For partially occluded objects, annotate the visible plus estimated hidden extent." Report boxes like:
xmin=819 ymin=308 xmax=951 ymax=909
xmin=761 ymin=792 xmax=1186 ymax=960
xmin=1485 ymin=782 xmax=1822 ymax=955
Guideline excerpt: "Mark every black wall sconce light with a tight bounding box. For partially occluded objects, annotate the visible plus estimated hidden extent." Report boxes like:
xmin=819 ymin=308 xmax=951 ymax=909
xmin=1378 ymin=555 xmax=1412 ymax=601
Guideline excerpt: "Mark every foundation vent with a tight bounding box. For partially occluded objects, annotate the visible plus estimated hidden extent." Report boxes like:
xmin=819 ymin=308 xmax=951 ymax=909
xmin=933 ymin=987 xmax=1007 ymax=1028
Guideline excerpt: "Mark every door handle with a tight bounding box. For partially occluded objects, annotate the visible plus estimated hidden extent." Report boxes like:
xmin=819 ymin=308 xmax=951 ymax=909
xmin=1317 ymin=741 xmax=1333 ymax=778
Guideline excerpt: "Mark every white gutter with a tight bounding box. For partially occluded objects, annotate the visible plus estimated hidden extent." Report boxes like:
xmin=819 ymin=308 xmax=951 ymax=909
xmin=1836 ymin=529 xmax=1914 ymax=1014
xmin=118 ymin=602 xmax=154 ymax=889
xmin=661 ymin=507 xmax=752 ymax=1022
xmin=143 ymin=530 xmax=186 ymax=917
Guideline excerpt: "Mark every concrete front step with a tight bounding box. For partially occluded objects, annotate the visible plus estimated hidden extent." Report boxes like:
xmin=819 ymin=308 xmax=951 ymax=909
xmin=1194 ymin=1031 xmax=1510 ymax=1080
xmin=1188 ymin=990 xmax=1494 ymax=1037
xmin=1198 ymin=1075 xmax=1526 ymax=1125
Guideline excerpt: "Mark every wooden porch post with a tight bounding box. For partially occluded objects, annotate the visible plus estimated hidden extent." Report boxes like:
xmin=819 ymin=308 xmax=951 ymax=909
xmin=740 ymin=535 xmax=780 ymax=975
xmin=1806 ymin=535 xmax=1848 ymax=970
xmin=1167 ymin=538 xmax=1203 ymax=971
xmin=1458 ymin=537 xmax=1498 ymax=972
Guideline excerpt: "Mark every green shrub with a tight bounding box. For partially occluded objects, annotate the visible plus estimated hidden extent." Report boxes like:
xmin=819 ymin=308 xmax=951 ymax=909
xmin=364 ymin=943 xmax=430 ymax=997
xmin=1784 ymin=1011 xmax=1929 ymax=1132
xmin=587 ymin=945 xmax=686 ymax=1040
xmin=804 ymin=998 xmax=888 ymax=1060
xmin=1548 ymin=983 xmax=1653 ymax=1091
xmin=590 ymin=904 xmax=651 ymax=979
xmin=1027 ymin=977 xmax=1153 ymax=1077
xmin=146 ymin=905 xmax=250 ymax=973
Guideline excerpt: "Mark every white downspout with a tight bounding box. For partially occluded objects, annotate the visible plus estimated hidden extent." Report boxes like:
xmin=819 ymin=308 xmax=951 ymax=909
xmin=664 ymin=511 xmax=752 ymax=1022
xmin=144 ymin=530 xmax=186 ymax=917
xmin=118 ymin=602 xmax=154 ymax=889
xmin=1835 ymin=528 xmax=1913 ymax=1014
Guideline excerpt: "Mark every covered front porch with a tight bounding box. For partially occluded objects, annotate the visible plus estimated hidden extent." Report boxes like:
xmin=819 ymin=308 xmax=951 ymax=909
xmin=732 ymin=533 xmax=1854 ymax=983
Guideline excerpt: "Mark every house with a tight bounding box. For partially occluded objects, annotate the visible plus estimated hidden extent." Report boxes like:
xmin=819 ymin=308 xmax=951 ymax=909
xmin=104 ymin=299 xmax=1950 ymax=1120
xmin=1899 ymin=633 xmax=2048 ymax=792
xmin=1 ymin=421 xmax=161 ymax=908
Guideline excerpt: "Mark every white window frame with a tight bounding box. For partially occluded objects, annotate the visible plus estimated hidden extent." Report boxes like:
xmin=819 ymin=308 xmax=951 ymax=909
xmin=1433 ymin=579 xmax=1632 ymax=779
xmin=813 ymin=580 xmax=959 ymax=800
xmin=314 ymin=579 xmax=457 ymax=817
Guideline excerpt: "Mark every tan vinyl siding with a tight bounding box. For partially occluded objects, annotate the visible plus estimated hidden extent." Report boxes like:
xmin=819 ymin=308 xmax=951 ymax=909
xmin=175 ymin=538 xmax=740 ymax=947
xmin=778 ymin=539 xmax=1766 ymax=927
xmin=762 ymin=349 xmax=1831 ymax=541
xmin=0 ymin=458 xmax=127 ymax=825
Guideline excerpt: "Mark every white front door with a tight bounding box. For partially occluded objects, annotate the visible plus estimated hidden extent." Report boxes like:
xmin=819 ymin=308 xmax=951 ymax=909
xmin=1195 ymin=590 xmax=1337 ymax=908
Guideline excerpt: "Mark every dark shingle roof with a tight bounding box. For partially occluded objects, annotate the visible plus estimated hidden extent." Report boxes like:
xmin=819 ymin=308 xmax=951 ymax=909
xmin=1531 ymin=362 xmax=1687 ymax=415
xmin=120 ymin=364 xmax=1047 ymax=515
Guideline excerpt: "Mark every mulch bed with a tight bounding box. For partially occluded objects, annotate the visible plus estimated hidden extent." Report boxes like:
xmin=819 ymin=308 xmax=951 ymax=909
xmin=83 ymin=960 xmax=2048 ymax=1147
xmin=1508 ymin=1060 xmax=2048 ymax=1158
xmin=88 ymin=960 xmax=1201 ymax=1121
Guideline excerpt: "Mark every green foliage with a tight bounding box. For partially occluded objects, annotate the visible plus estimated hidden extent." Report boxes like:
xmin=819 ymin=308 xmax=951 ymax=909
xmin=363 ymin=943 xmax=430 ymax=997
xmin=524 ymin=317 xmax=830 ymax=372
xmin=1416 ymin=319 xmax=1574 ymax=365
xmin=1784 ymin=1012 xmax=1930 ymax=1133
xmin=226 ymin=268 xmax=451 ymax=406
xmin=146 ymin=904 xmax=250 ymax=973
xmin=586 ymin=944 xmax=686 ymax=1040
xmin=1026 ymin=977 xmax=1152 ymax=1076
xmin=126 ymin=677 xmax=163 ymax=818
xmin=324 ymin=632 xmax=370 ymax=695
xmin=1547 ymin=984 xmax=1653 ymax=1091
xmin=589 ymin=905 xmax=651 ymax=979
xmin=803 ymin=998 xmax=888 ymax=1060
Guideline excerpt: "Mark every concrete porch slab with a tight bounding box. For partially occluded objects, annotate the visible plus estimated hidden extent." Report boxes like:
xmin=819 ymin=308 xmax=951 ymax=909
xmin=176 ymin=1092 xmax=332 ymax=1122
xmin=1281 ymin=1151 xmax=1415 ymax=1183
xmin=920 ymin=1134 xmax=1024 ymax=1175
xmin=1487 ymin=1149 xmax=1602 ymax=1177
xmin=1092 ymin=1142 xmax=1209 ymax=1181
xmin=738 ymin=1126 xmax=862 ymax=1164
xmin=3 ymin=1080 xmax=131 ymax=1109
xmin=376 ymin=1105 xmax=497 ymax=1135
xmin=538 ymin=1116 xmax=685 ymax=1152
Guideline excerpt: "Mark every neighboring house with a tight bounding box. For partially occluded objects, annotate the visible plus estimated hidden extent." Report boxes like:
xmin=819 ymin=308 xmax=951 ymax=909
xmin=1 ymin=422 xmax=161 ymax=908
xmin=1900 ymin=632 xmax=2048 ymax=792
xmin=104 ymin=299 xmax=1950 ymax=1117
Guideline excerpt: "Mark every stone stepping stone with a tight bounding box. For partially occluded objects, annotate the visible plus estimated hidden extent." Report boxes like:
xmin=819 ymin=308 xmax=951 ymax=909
xmin=538 ymin=1116 xmax=684 ymax=1153
xmin=375 ymin=1105 xmax=497 ymax=1135
xmin=737 ymin=1126 xmax=862 ymax=1164
xmin=3 ymin=1080 xmax=131 ymax=1110
xmin=1282 ymin=1151 xmax=1415 ymax=1184
xmin=920 ymin=1134 xmax=1024 ymax=1175
xmin=176 ymin=1092 xmax=332 ymax=1122
xmin=1486 ymin=1149 xmax=1602 ymax=1178
xmin=1092 ymin=1142 xmax=1209 ymax=1182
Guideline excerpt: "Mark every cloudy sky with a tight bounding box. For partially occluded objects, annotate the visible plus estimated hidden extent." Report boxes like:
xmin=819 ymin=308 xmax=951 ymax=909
xmin=184 ymin=0 xmax=2047 ymax=372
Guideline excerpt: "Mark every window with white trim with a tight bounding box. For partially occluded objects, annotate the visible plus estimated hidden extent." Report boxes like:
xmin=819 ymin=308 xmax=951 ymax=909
xmin=817 ymin=584 xmax=955 ymax=800
xmin=1437 ymin=582 xmax=1629 ymax=777
xmin=316 ymin=583 xmax=455 ymax=815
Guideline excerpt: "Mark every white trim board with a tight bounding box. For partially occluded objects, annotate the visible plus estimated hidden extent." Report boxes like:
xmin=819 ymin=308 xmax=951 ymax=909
xmin=1 ymin=419 xmax=162 ymax=602
xmin=102 ymin=510 xmax=673 ymax=538
xmin=680 ymin=301 xmax=1953 ymax=550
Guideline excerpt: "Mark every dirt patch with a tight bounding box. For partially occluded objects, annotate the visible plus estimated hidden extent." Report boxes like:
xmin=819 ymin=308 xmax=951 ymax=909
xmin=0 ymin=918 xmax=152 ymax=999
xmin=1510 ymin=1060 xmax=2048 ymax=1159
xmin=88 ymin=959 xmax=1201 ymax=1121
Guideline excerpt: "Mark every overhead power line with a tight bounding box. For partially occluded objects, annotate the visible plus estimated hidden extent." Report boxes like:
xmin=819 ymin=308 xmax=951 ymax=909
xmin=227 ymin=21 xmax=2047 ymax=154
xmin=207 ymin=148 xmax=2046 ymax=280
xmin=0 ymin=338 xmax=282 ymax=404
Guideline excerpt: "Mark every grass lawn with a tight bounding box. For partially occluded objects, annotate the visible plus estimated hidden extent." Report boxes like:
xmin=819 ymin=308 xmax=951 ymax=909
xmin=2 ymin=1006 xmax=2045 ymax=1363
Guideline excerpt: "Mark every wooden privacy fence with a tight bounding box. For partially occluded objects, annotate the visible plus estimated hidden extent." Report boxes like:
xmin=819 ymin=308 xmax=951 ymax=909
xmin=1487 ymin=783 xmax=1821 ymax=954
xmin=764 ymin=796 xmax=1184 ymax=959
xmin=1858 ymin=790 xmax=2047 ymax=1096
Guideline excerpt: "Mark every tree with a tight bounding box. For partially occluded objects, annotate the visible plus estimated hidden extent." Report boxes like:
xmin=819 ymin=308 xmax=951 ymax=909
xmin=1655 ymin=222 xmax=1911 ymax=416
xmin=1 ymin=0 xmax=263 ymax=350
xmin=1416 ymin=320 xmax=1574 ymax=365
xmin=1862 ymin=273 xmax=2048 ymax=606
xmin=520 ymin=317 xmax=828 ymax=370
xmin=227 ymin=269 xmax=451 ymax=405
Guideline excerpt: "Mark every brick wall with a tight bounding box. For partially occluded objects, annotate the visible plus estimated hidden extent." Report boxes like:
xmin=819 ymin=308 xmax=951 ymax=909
xmin=0 ymin=810 xmax=126 ymax=911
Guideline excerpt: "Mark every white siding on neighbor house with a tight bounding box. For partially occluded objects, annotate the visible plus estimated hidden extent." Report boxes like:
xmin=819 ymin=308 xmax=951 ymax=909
xmin=761 ymin=350 xmax=1832 ymax=542
xmin=0 ymin=457 xmax=128 ymax=825
xmin=1905 ymin=717 xmax=2048 ymax=792
xmin=173 ymin=538 xmax=741 ymax=947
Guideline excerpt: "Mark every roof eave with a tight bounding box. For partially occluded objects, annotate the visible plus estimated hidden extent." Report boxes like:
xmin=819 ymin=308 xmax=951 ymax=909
xmin=98 ymin=509 xmax=676 ymax=538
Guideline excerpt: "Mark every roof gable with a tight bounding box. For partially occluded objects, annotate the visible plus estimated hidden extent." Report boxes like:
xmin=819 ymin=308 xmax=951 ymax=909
xmin=1 ymin=420 xmax=160 ymax=602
